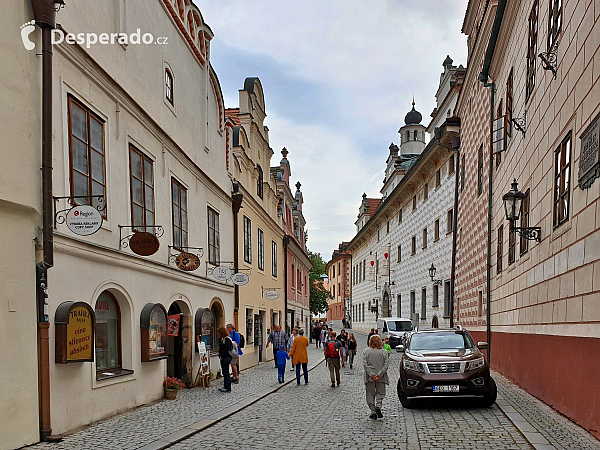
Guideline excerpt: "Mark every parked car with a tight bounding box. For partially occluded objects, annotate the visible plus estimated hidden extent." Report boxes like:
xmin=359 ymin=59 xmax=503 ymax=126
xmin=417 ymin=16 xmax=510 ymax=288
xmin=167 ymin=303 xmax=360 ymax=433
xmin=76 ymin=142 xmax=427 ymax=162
xmin=376 ymin=317 xmax=413 ymax=350
xmin=396 ymin=327 xmax=497 ymax=408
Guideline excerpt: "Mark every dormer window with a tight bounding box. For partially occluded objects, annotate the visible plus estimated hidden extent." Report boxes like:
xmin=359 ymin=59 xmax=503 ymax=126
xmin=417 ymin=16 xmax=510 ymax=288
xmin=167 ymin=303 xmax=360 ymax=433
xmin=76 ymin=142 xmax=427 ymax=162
xmin=165 ymin=69 xmax=174 ymax=105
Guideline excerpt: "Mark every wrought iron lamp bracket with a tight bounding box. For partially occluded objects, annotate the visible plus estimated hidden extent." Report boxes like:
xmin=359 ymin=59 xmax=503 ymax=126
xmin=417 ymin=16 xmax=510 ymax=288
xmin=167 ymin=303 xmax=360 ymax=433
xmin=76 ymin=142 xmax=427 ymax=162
xmin=118 ymin=225 xmax=164 ymax=248
xmin=539 ymin=39 xmax=559 ymax=79
xmin=53 ymin=195 xmax=106 ymax=228
xmin=512 ymin=110 xmax=527 ymax=137
xmin=431 ymin=279 xmax=442 ymax=286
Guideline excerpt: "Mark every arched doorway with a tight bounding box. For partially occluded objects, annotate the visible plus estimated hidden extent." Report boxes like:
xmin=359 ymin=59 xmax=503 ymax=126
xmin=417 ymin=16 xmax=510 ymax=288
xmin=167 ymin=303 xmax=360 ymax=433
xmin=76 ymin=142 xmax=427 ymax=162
xmin=167 ymin=300 xmax=192 ymax=385
xmin=382 ymin=291 xmax=391 ymax=318
xmin=432 ymin=315 xmax=439 ymax=329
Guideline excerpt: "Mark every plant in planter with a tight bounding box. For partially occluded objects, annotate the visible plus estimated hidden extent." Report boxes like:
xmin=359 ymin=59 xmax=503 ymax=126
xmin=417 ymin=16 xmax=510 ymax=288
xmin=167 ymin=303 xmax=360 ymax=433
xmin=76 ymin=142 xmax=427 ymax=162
xmin=163 ymin=376 xmax=185 ymax=400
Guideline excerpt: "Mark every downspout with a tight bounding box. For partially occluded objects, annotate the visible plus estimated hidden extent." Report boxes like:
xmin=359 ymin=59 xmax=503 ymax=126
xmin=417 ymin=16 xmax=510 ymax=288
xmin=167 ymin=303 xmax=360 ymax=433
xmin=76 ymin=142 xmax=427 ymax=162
xmin=231 ymin=184 xmax=243 ymax=331
xmin=449 ymin=138 xmax=460 ymax=328
xmin=283 ymin=236 xmax=290 ymax=333
xmin=31 ymin=0 xmax=63 ymax=441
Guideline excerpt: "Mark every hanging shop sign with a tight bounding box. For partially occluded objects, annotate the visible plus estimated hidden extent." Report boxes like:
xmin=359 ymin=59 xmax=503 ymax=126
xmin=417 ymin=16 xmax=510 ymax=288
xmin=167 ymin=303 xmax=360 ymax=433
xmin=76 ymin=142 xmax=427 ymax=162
xmin=264 ymin=290 xmax=280 ymax=300
xmin=55 ymin=301 xmax=95 ymax=364
xmin=129 ymin=232 xmax=160 ymax=256
xmin=175 ymin=252 xmax=201 ymax=271
xmin=168 ymin=314 xmax=180 ymax=337
xmin=65 ymin=205 xmax=103 ymax=236
xmin=579 ymin=111 xmax=600 ymax=189
xmin=140 ymin=303 xmax=168 ymax=361
xmin=381 ymin=246 xmax=390 ymax=277
xmin=231 ymin=273 xmax=250 ymax=286
xmin=212 ymin=266 xmax=232 ymax=282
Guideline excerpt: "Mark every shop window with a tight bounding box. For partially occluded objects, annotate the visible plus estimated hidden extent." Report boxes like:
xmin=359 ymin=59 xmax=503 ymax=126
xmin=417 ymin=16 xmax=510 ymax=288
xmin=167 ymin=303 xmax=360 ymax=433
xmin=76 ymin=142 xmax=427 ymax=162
xmin=140 ymin=303 xmax=167 ymax=362
xmin=67 ymin=95 xmax=106 ymax=215
xmin=130 ymin=145 xmax=154 ymax=232
xmin=95 ymin=291 xmax=121 ymax=371
xmin=195 ymin=308 xmax=214 ymax=350
xmin=246 ymin=309 xmax=254 ymax=345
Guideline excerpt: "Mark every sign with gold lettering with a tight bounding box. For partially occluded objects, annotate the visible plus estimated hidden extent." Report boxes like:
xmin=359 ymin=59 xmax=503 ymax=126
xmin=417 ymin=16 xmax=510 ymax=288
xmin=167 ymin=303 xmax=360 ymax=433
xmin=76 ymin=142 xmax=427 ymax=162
xmin=175 ymin=252 xmax=200 ymax=271
xmin=129 ymin=231 xmax=160 ymax=256
xmin=55 ymin=301 xmax=96 ymax=364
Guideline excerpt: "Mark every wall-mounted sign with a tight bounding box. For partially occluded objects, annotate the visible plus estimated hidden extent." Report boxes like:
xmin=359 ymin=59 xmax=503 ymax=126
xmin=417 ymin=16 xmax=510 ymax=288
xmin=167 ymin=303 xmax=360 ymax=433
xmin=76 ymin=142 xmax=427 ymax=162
xmin=129 ymin=231 xmax=160 ymax=256
xmin=175 ymin=252 xmax=200 ymax=271
xmin=212 ymin=266 xmax=232 ymax=281
xmin=231 ymin=273 xmax=250 ymax=286
xmin=264 ymin=290 xmax=280 ymax=300
xmin=579 ymin=112 xmax=600 ymax=189
xmin=66 ymin=205 xmax=103 ymax=236
xmin=140 ymin=303 xmax=168 ymax=361
xmin=55 ymin=301 xmax=95 ymax=364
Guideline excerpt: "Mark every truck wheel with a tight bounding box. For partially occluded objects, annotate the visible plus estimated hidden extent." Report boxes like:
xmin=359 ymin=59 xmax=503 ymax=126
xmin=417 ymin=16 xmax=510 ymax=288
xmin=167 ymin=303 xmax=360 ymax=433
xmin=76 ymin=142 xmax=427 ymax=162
xmin=481 ymin=377 xmax=497 ymax=407
xmin=397 ymin=379 xmax=414 ymax=408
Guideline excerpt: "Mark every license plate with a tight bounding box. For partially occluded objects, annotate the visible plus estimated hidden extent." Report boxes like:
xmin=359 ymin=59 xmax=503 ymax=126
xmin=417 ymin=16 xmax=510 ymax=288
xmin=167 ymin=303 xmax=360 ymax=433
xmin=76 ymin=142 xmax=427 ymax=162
xmin=433 ymin=385 xmax=459 ymax=393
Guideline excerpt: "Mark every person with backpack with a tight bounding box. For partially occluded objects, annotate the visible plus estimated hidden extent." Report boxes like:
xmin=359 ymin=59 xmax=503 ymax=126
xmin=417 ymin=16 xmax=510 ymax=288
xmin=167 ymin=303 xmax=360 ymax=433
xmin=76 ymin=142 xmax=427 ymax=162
xmin=226 ymin=323 xmax=242 ymax=384
xmin=275 ymin=345 xmax=290 ymax=383
xmin=217 ymin=327 xmax=233 ymax=392
xmin=324 ymin=331 xmax=344 ymax=387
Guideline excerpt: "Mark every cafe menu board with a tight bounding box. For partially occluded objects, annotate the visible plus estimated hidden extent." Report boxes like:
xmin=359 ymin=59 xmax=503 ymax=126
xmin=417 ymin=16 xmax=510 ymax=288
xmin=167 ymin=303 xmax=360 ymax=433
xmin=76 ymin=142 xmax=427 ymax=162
xmin=55 ymin=301 xmax=96 ymax=364
xmin=141 ymin=303 xmax=168 ymax=362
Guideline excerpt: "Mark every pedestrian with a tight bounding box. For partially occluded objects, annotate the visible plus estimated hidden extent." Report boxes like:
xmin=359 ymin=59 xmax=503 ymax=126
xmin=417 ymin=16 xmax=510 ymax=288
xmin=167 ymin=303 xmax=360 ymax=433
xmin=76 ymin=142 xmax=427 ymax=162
xmin=226 ymin=323 xmax=242 ymax=383
xmin=347 ymin=333 xmax=358 ymax=369
xmin=320 ymin=327 xmax=327 ymax=348
xmin=367 ymin=328 xmax=375 ymax=346
xmin=313 ymin=324 xmax=322 ymax=348
xmin=362 ymin=335 xmax=390 ymax=419
xmin=288 ymin=328 xmax=298 ymax=371
xmin=324 ymin=331 xmax=344 ymax=387
xmin=337 ymin=329 xmax=348 ymax=364
xmin=330 ymin=319 xmax=334 ymax=329
xmin=266 ymin=325 xmax=289 ymax=368
xmin=383 ymin=337 xmax=392 ymax=354
xmin=289 ymin=328 xmax=309 ymax=385
xmin=217 ymin=327 xmax=233 ymax=393
xmin=275 ymin=345 xmax=289 ymax=383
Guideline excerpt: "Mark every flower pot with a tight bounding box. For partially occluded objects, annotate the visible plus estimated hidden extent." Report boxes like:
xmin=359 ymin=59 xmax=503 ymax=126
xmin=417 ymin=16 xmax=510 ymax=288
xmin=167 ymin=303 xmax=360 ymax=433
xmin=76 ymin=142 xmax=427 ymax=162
xmin=164 ymin=388 xmax=178 ymax=400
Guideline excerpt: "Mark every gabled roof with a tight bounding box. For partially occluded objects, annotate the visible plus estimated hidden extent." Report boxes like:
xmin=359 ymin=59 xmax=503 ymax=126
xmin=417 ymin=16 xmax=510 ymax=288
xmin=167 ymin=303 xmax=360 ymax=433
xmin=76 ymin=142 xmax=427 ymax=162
xmin=366 ymin=198 xmax=382 ymax=217
xmin=225 ymin=108 xmax=241 ymax=126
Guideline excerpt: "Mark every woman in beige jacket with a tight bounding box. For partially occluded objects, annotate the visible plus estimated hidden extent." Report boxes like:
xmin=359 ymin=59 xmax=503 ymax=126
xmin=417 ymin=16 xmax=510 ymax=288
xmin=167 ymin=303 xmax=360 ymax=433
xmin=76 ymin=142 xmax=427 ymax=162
xmin=362 ymin=334 xmax=390 ymax=419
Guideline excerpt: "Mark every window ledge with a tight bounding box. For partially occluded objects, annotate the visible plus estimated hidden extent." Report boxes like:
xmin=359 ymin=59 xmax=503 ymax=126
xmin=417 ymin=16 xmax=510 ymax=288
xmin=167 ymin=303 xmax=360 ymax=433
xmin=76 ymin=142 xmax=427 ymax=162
xmin=96 ymin=368 xmax=134 ymax=381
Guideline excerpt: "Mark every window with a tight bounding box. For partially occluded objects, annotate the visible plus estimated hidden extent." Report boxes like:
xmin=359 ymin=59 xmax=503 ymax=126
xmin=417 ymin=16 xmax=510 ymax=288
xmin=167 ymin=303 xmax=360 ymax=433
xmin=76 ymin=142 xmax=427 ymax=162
xmin=436 ymin=169 xmax=441 ymax=188
xmin=449 ymin=154 xmax=455 ymax=175
xmin=257 ymin=228 xmax=264 ymax=271
xmin=497 ymin=225 xmax=504 ymax=274
xmin=461 ymin=154 xmax=466 ymax=192
xmin=243 ymin=216 xmax=252 ymax=263
xmin=208 ymin=207 xmax=220 ymax=264
xmin=129 ymin=145 xmax=154 ymax=232
xmin=67 ymin=95 xmax=106 ymax=214
xmin=410 ymin=291 xmax=416 ymax=316
xmin=246 ymin=309 xmax=254 ymax=344
xmin=362 ymin=260 xmax=366 ymax=280
xmin=397 ymin=294 xmax=401 ymax=317
xmin=506 ymin=69 xmax=513 ymax=147
xmin=526 ymin=1 xmax=539 ymax=102
xmin=477 ymin=144 xmax=483 ymax=196
xmin=338 ymin=283 xmax=341 ymax=299
xmin=165 ymin=68 xmax=174 ymax=105
xmin=386 ymin=220 xmax=390 ymax=234
xmin=553 ymin=133 xmax=571 ymax=227
xmin=411 ymin=236 xmax=416 ymax=255
xmin=520 ymin=190 xmax=530 ymax=255
xmin=292 ymin=264 xmax=295 ymax=288
xmin=95 ymin=291 xmax=121 ymax=371
xmin=421 ymin=288 xmax=427 ymax=320
xmin=332 ymin=265 xmax=335 ymax=278
xmin=256 ymin=165 xmax=264 ymax=199
xmin=272 ymin=241 xmax=277 ymax=277
xmin=412 ymin=196 xmax=417 ymax=211
xmin=424 ymin=182 xmax=429 ymax=200
xmin=496 ymin=99 xmax=503 ymax=167
xmin=434 ymin=219 xmax=440 ymax=241
xmin=422 ymin=228 xmax=427 ymax=249
xmin=398 ymin=208 xmax=403 ymax=224
xmin=397 ymin=245 xmax=401 ymax=263
xmin=443 ymin=281 xmax=451 ymax=318
xmin=447 ymin=208 xmax=454 ymax=233
xmin=433 ymin=285 xmax=439 ymax=307
xmin=414 ymin=130 xmax=418 ymax=140
xmin=509 ymin=225 xmax=516 ymax=265
xmin=171 ymin=179 xmax=188 ymax=249
xmin=478 ymin=291 xmax=483 ymax=317
xmin=297 ymin=269 xmax=302 ymax=294
xmin=548 ymin=0 xmax=562 ymax=51
xmin=406 ymin=131 xmax=410 ymax=142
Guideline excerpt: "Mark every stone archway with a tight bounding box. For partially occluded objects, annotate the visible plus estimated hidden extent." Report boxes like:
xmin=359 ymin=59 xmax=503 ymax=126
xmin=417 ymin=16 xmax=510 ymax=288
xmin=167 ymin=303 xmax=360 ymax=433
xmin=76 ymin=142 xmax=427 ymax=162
xmin=167 ymin=299 xmax=193 ymax=386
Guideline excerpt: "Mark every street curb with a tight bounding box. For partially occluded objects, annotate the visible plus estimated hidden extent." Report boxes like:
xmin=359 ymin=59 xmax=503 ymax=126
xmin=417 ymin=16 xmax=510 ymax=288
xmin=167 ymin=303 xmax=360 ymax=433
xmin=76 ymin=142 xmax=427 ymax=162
xmin=138 ymin=357 xmax=327 ymax=450
xmin=494 ymin=392 xmax=556 ymax=450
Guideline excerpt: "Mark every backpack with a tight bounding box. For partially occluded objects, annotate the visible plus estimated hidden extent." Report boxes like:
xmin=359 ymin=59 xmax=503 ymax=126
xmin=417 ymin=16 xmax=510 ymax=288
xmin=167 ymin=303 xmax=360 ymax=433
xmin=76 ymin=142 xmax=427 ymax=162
xmin=239 ymin=333 xmax=245 ymax=349
xmin=325 ymin=340 xmax=339 ymax=359
xmin=227 ymin=337 xmax=238 ymax=358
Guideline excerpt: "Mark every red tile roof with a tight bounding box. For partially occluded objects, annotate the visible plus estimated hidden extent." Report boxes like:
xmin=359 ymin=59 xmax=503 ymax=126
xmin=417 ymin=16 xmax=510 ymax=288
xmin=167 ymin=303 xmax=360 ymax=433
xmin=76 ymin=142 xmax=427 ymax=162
xmin=366 ymin=198 xmax=381 ymax=217
xmin=225 ymin=108 xmax=241 ymax=126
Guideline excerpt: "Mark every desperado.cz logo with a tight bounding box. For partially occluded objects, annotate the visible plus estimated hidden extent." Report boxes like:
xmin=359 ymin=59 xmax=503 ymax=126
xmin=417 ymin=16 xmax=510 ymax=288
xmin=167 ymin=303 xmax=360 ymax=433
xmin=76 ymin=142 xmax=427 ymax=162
xmin=20 ymin=20 xmax=168 ymax=50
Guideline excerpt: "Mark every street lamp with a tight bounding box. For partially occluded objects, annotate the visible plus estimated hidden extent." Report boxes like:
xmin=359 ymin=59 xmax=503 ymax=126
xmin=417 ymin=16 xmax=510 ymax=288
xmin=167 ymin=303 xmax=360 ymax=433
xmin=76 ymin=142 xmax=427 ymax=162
xmin=428 ymin=263 xmax=442 ymax=286
xmin=502 ymin=179 xmax=541 ymax=242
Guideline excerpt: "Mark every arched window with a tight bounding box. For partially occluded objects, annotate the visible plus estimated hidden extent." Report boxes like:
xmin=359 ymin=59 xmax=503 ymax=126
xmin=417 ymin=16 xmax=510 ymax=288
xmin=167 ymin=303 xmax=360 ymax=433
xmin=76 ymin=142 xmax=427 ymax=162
xmin=406 ymin=131 xmax=410 ymax=142
xmin=165 ymin=69 xmax=174 ymax=105
xmin=95 ymin=291 xmax=121 ymax=371
xmin=256 ymin=165 xmax=264 ymax=199
xmin=210 ymin=303 xmax=222 ymax=349
xmin=414 ymin=130 xmax=418 ymax=141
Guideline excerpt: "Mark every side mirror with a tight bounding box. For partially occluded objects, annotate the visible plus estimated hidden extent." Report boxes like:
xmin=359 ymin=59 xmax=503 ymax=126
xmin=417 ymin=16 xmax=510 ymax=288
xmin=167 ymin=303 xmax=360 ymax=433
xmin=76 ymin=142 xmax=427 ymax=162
xmin=396 ymin=345 xmax=405 ymax=353
xmin=477 ymin=342 xmax=488 ymax=350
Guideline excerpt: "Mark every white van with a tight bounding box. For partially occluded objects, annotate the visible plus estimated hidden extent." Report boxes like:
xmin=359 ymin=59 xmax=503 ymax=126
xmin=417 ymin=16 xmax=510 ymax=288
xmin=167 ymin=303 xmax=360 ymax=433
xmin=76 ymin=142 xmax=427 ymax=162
xmin=376 ymin=317 xmax=413 ymax=349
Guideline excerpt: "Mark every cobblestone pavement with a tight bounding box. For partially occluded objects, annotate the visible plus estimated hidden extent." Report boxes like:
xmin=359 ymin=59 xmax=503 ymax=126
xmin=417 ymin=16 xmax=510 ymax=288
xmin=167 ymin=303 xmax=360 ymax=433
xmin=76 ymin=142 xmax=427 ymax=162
xmin=173 ymin=334 xmax=530 ymax=450
xmin=30 ymin=344 xmax=327 ymax=450
xmin=495 ymin=373 xmax=600 ymax=450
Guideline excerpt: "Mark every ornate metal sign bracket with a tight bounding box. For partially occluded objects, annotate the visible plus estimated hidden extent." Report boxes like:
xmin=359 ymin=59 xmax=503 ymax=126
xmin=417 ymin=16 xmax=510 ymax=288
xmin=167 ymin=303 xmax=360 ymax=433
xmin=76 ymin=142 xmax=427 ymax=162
xmin=119 ymin=225 xmax=164 ymax=249
xmin=512 ymin=110 xmax=527 ymax=137
xmin=168 ymin=246 xmax=204 ymax=263
xmin=511 ymin=226 xmax=542 ymax=242
xmin=539 ymin=39 xmax=559 ymax=79
xmin=53 ymin=195 xmax=105 ymax=228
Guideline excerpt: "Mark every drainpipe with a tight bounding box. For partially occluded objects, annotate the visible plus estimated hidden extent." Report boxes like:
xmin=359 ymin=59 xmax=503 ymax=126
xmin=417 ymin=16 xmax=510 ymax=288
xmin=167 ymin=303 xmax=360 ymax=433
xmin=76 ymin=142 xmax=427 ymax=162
xmin=232 ymin=183 xmax=243 ymax=331
xmin=449 ymin=137 xmax=460 ymax=328
xmin=31 ymin=0 xmax=63 ymax=441
xmin=283 ymin=236 xmax=290 ymax=333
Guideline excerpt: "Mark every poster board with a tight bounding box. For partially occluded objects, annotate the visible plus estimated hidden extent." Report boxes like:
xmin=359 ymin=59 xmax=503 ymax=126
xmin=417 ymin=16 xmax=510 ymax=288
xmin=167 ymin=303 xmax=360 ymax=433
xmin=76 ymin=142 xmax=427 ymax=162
xmin=197 ymin=341 xmax=210 ymax=376
xmin=55 ymin=301 xmax=96 ymax=364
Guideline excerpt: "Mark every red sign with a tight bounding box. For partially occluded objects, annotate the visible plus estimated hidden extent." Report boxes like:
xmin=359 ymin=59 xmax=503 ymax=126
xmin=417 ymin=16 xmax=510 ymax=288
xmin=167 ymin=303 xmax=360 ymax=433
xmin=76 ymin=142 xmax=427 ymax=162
xmin=370 ymin=260 xmax=375 ymax=266
xmin=384 ymin=252 xmax=389 ymax=259
xmin=168 ymin=315 xmax=180 ymax=337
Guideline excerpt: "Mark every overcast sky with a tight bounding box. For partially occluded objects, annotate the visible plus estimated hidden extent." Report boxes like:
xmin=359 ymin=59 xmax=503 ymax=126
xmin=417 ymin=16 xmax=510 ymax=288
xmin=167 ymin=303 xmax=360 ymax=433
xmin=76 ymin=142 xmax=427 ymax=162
xmin=196 ymin=0 xmax=469 ymax=261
